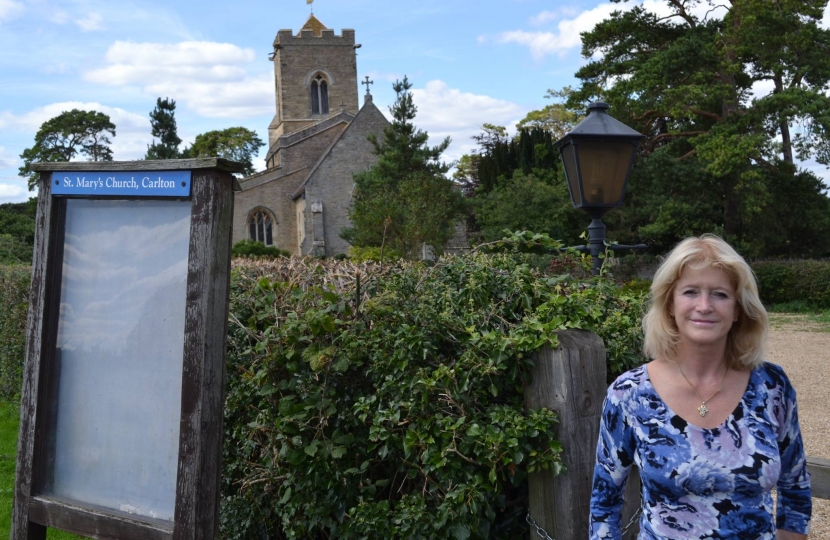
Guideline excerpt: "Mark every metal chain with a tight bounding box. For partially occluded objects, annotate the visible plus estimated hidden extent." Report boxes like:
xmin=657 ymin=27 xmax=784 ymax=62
xmin=525 ymin=507 xmax=641 ymax=540
xmin=622 ymin=507 xmax=642 ymax=536
xmin=526 ymin=513 xmax=555 ymax=540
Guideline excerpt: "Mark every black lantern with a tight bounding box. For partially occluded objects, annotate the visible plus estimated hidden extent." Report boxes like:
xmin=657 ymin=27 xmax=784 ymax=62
xmin=554 ymin=102 xmax=645 ymax=274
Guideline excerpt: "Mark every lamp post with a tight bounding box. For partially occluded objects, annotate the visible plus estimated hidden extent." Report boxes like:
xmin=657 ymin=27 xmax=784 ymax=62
xmin=554 ymin=101 xmax=646 ymax=275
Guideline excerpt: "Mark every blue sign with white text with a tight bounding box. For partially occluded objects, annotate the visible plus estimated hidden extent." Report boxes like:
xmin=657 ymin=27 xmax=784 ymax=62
xmin=52 ymin=171 xmax=192 ymax=197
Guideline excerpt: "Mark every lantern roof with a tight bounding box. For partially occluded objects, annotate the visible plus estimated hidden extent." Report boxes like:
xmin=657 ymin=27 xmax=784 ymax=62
xmin=556 ymin=102 xmax=643 ymax=144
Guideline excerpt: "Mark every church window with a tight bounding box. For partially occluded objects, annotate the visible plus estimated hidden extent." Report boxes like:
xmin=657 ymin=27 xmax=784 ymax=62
xmin=247 ymin=208 xmax=276 ymax=246
xmin=310 ymin=74 xmax=329 ymax=115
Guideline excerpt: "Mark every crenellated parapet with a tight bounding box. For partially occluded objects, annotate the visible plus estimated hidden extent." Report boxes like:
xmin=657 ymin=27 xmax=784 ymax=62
xmin=274 ymin=28 xmax=355 ymax=47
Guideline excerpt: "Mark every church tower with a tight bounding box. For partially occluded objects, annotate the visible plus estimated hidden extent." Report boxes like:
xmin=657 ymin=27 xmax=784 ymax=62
xmin=267 ymin=15 xmax=360 ymax=159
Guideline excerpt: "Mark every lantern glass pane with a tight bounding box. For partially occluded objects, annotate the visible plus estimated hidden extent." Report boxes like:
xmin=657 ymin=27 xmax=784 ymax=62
xmin=46 ymin=199 xmax=191 ymax=521
xmin=575 ymin=140 xmax=634 ymax=205
xmin=559 ymin=143 xmax=582 ymax=206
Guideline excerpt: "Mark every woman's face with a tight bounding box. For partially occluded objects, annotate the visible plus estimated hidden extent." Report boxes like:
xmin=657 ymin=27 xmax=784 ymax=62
xmin=671 ymin=265 xmax=739 ymax=350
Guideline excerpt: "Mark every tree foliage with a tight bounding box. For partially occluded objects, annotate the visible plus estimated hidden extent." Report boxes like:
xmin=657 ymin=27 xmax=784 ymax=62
xmin=342 ymin=77 xmax=466 ymax=258
xmin=456 ymin=125 xmax=585 ymax=245
xmin=0 ymin=199 xmax=36 ymax=264
xmin=515 ymin=87 xmax=583 ymax=140
xmin=19 ymin=109 xmax=115 ymax=190
xmin=569 ymin=0 xmax=830 ymax=257
xmin=187 ymin=127 xmax=265 ymax=176
xmin=145 ymin=97 xmax=182 ymax=160
xmin=472 ymin=170 xmax=584 ymax=243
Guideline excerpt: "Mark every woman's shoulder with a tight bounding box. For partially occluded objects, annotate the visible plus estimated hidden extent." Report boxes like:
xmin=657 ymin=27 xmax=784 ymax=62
xmin=752 ymin=361 xmax=797 ymax=396
xmin=607 ymin=364 xmax=650 ymax=400
xmin=753 ymin=361 xmax=794 ymax=387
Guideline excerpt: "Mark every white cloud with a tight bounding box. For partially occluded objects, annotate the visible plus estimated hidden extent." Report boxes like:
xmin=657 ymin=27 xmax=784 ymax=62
xmin=84 ymin=41 xmax=272 ymax=118
xmin=0 ymin=173 xmax=31 ymax=204
xmin=76 ymin=12 xmax=104 ymax=32
xmin=0 ymin=0 xmax=23 ymax=23
xmin=491 ymin=0 xmax=728 ymax=60
xmin=411 ymin=80 xmax=526 ymax=163
xmin=529 ymin=8 xmax=580 ymax=26
xmin=0 ymin=146 xmax=17 ymax=168
xmin=0 ymin=184 xmax=25 ymax=197
xmin=529 ymin=10 xmax=559 ymax=26
xmin=491 ymin=3 xmax=627 ymax=59
xmin=48 ymin=9 xmax=70 ymax=24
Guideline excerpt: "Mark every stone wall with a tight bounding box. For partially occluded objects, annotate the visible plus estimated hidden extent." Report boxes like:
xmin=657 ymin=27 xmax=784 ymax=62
xmin=299 ymin=99 xmax=389 ymax=256
xmin=233 ymin=167 xmax=309 ymax=252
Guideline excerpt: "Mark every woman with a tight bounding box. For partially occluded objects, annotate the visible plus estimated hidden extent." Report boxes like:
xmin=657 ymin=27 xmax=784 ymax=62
xmin=589 ymin=235 xmax=811 ymax=539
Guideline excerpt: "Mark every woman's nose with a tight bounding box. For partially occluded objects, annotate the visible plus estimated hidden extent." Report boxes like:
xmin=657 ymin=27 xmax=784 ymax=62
xmin=696 ymin=294 xmax=712 ymax=311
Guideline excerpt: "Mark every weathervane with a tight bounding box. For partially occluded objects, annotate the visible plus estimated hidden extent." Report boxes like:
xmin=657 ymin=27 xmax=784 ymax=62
xmin=307 ymin=0 xmax=313 ymax=13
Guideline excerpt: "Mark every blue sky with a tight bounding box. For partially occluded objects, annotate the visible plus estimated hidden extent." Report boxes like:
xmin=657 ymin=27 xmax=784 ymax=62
xmin=1 ymin=0 xmax=828 ymax=204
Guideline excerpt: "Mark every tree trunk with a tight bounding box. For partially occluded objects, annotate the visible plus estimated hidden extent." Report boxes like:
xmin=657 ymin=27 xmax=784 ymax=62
xmin=775 ymin=74 xmax=794 ymax=164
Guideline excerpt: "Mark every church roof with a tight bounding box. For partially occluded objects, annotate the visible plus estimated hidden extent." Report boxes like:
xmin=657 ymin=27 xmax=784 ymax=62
xmin=291 ymin=99 xmax=389 ymax=200
xmin=300 ymin=14 xmax=328 ymax=36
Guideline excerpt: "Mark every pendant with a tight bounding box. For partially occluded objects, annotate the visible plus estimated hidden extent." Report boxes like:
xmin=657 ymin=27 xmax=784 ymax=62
xmin=698 ymin=403 xmax=708 ymax=417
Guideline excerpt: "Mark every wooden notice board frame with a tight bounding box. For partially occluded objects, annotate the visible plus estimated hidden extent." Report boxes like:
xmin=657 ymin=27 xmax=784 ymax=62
xmin=12 ymin=159 xmax=243 ymax=540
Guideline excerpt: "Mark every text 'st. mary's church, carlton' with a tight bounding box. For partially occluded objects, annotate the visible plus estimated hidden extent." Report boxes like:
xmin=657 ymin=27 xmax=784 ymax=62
xmin=232 ymin=14 xmax=389 ymax=256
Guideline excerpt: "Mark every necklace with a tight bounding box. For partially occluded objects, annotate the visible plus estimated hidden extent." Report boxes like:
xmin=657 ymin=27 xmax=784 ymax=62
xmin=672 ymin=360 xmax=729 ymax=417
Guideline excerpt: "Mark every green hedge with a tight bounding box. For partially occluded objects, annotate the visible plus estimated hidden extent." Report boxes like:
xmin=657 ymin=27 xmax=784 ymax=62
xmin=0 ymin=265 xmax=30 ymax=402
xmin=221 ymin=253 xmax=645 ymax=539
xmin=0 ymin=254 xmax=647 ymax=539
xmin=752 ymin=259 xmax=830 ymax=309
xmin=232 ymin=239 xmax=290 ymax=259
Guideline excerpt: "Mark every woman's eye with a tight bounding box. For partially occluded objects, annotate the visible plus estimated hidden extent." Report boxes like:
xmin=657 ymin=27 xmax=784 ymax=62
xmin=713 ymin=292 xmax=730 ymax=299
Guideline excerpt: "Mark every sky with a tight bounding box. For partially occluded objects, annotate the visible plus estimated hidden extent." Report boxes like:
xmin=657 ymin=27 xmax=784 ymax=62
xmin=1 ymin=0 xmax=829 ymax=204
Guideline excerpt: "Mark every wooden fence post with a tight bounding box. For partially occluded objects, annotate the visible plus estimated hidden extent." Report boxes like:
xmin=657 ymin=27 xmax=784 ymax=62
xmin=525 ymin=330 xmax=607 ymax=540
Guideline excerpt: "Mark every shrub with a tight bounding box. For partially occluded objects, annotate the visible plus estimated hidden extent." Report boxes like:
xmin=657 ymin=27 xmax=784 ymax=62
xmin=346 ymin=244 xmax=403 ymax=262
xmin=221 ymin=253 xmax=646 ymax=539
xmin=752 ymin=259 xmax=830 ymax=309
xmin=232 ymin=239 xmax=290 ymax=260
xmin=0 ymin=265 xmax=30 ymax=402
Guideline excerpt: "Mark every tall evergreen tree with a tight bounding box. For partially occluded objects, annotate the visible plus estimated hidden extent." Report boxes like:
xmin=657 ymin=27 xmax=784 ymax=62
xmin=19 ymin=109 xmax=115 ymax=190
xmin=145 ymin=97 xmax=182 ymax=160
xmin=341 ymin=77 xmax=466 ymax=258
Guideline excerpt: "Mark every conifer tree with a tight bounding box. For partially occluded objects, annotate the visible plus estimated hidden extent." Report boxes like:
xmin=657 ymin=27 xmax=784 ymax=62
xmin=341 ymin=77 xmax=466 ymax=258
xmin=145 ymin=97 xmax=182 ymax=160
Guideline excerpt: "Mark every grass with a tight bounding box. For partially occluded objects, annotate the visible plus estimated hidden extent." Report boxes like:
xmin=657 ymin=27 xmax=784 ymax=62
xmin=767 ymin=303 xmax=830 ymax=332
xmin=0 ymin=402 xmax=87 ymax=539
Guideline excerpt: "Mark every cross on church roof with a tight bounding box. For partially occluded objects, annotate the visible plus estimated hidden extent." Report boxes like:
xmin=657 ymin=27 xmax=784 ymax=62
xmin=362 ymin=75 xmax=374 ymax=96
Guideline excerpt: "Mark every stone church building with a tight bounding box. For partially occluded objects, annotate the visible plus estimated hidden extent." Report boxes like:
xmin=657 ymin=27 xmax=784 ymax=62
xmin=232 ymin=15 xmax=389 ymax=256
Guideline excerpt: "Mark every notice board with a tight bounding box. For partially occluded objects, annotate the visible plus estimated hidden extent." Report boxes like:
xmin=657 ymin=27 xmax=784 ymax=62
xmin=12 ymin=159 xmax=242 ymax=540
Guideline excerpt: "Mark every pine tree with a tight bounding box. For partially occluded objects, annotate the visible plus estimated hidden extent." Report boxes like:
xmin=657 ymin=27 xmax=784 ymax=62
xmin=145 ymin=97 xmax=182 ymax=160
xmin=19 ymin=109 xmax=115 ymax=190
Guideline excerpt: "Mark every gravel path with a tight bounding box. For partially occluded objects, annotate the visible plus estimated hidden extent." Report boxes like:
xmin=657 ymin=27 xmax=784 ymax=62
xmin=767 ymin=316 xmax=829 ymax=539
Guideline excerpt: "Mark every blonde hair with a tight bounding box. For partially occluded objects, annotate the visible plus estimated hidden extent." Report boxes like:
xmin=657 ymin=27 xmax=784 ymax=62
xmin=642 ymin=234 xmax=768 ymax=369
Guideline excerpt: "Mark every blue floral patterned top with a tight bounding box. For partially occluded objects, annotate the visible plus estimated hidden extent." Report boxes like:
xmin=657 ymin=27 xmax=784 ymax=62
xmin=589 ymin=362 xmax=811 ymax=539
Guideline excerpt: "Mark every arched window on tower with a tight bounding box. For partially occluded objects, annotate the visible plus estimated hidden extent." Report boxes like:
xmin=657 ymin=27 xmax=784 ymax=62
xmin=310 ymin=74 xmax=329 ymax=115
xmin=247 ymin=208 xmax=276 ymax=246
